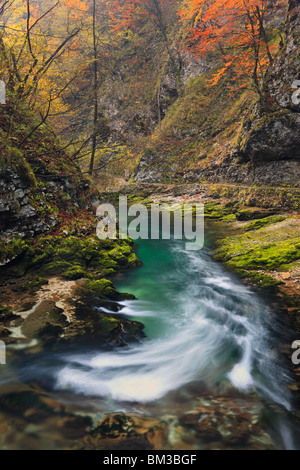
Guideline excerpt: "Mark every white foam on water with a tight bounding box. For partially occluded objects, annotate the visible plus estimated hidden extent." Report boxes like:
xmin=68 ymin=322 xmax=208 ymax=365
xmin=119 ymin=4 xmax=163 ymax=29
xmin=56 ymin=243 xmax=293 ymax=411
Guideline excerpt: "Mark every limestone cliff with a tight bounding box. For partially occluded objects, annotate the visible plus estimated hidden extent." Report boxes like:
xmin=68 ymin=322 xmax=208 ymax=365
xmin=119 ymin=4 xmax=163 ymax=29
xmin=0 ymin=100 xmax=96 ymax=239
xmin=236 ymin=0 xmax=300 ymax=176
xmin=134 ymin=1 xmax=300 ymax=187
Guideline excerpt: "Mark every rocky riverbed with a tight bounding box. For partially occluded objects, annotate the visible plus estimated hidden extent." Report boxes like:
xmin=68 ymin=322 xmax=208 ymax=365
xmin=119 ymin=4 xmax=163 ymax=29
xmin=0 ymin=182 xmax=299 ymax=450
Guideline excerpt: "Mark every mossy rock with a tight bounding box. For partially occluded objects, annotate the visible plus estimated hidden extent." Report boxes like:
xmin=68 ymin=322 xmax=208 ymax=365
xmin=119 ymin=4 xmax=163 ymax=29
xmin=2 ymin=147 xmax=36 ymax=188
xmin=0 ymin=305 xmax=18 ymax=322
xmin=0 ymin=239 xmax=28 ymax=265
xmin=103 ymin=268 xmax=116 ymax=276
xmin=222 ymin=214 xmax=237 ymax=223
xmin=204 ymin=202 xmax=232 ymax=219
xmin=127 ymin=253 xmax=139 ymax=265
xmin=213 ymin=217 xmax=300 ymax=292
xmin=62 ymin=265 xmax=88 ymax=280
xmin=214 ymin=216 xmax=300 ymax=269
xmin=85 ymin=279 xmax=115 ymax=294
xmin=0 ymin=236 xmax=139 ymax=282
xmin=243 ymin=215 xmax=286 ymax=232
xmin=55 ymin=247 xmax=81 ymax=263
xmin=237 ymin=270 xmax=283 ymax=289
xmin=21 ymin=300 xmax=68 ymax=341
xmin=11 ymin=276 xmax=48 ymax=293
xmin=41 ymin=261 xmax=74 ymax=276
xmin=108 ymin=244 xmax=138 ymax=267
xmin=83 ymin=279 xmax=134 ymax=301
xmin=88 ymin=256 xmax=118 ymax=270
xmin=226 ymin=240 xmax=300 ymax=271
xmin=29 ymin=250 xmax=54 ymax=268
xmin=64 ymin=302 xmax=145 ymax=346
xmin=236 ymin=208 xmax=275 ymax=221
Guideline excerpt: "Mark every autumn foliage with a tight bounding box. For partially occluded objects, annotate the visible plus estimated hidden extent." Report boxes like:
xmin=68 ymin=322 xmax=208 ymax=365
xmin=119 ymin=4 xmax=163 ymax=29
xmin=0 ymin=0 xmax=288 ymax=176
xmin=109 ymin=0 xmax=174 ymax=32
xmin=179 ymin=0 xmax=285 ymax=92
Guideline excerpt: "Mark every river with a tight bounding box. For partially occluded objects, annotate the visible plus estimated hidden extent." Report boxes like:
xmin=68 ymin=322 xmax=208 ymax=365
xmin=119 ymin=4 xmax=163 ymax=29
xmin=56 ymin=229 xmax=300 ymax=449
xmin=1 ymin=225 xmax=299 ymax=449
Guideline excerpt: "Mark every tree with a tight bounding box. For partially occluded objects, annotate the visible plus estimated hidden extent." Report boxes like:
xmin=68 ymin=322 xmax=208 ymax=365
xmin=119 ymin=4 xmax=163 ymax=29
xmin=0 ymin=0 xmax=92 ymax=139
xmin=109 ymin=0 xmax=181 ymax=81
xmin=89 ymin=0 xmax=98 ymax=175
xmin=179 ymin=0 xmax=286 ymax=100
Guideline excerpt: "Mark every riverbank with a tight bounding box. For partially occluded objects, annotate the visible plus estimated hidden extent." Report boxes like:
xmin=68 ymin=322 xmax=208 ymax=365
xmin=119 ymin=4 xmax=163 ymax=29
xmin=0 ymin=181 xmax=299 ymax=450
xmin=102 ymin=182 xmax=300 ymax=392
xmin=106 ymin=181 xmax=299 ymax=305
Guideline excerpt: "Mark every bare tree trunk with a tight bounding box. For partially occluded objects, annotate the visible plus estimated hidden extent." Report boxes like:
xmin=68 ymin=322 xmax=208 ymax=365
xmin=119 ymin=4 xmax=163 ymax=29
xmin=89 ymin=0 xmax=98 ymax=175
xmin=149 ymin=0 xmax=181 ymax=85
xmin=255 ymin=6 xmax=273 ymax=65
xmin=157 ymin=79 xmax=162 ymax=130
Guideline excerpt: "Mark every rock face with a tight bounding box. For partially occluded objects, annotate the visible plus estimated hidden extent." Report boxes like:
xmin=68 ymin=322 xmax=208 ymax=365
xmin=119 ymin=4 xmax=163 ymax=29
xmin=241 ymin=114 xmax=300 ymax=163
xmin=0 ymin=166 xmax=91 ymax=239
xmin=135 ymin=1 xmax=300 ymax=186
xmin=135 ymin=149 xmax=164 ymax=183
xmin=266 ymin=0 xmax=300 ymax=113
xmin=0 ymin=99 xmax=97 ymax=240
xmin=237 ymin=0 xmax=300 ymax=169
xmin=192 ymin=156 xmax=300 ymax=187
xmin=100 ymin=52 xmax=206 ymax=142
xmin=0 ymin=168 xmax=48 ymax=238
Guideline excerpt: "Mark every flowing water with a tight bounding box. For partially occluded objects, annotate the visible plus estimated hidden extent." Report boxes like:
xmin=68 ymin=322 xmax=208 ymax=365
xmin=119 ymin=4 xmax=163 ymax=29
xmin=55 ymin=230 xmax=299 ymax=449
xmin=58 ymin=239 xmax=291 ymax=405
xmin=1 ymin=226 xmax=299 ymax=449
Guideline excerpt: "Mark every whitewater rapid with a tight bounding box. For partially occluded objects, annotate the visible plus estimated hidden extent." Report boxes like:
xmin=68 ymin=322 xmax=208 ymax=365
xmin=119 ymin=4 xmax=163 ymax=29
xmin=55 ymin=240 xmax=293 ymax=410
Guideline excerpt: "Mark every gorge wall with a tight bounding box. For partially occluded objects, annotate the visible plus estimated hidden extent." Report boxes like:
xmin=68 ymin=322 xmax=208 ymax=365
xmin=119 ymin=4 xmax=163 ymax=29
xmin=132 ymin=0 xmax=300 ymax=187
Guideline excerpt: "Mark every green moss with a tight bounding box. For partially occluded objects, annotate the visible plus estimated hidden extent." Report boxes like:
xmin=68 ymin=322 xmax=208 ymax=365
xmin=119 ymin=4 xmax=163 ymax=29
xmin=62 ymin=266 xmax=88 ymax=280
xmin=214 ymin=217 xmax=300 ymax=274
xmin=127 ymin=253 xmax=139 ymax=265
xmin=0 ymin=234 xmax=139 ymax=279
xmin=84 ymin=279 xmax=118 ymax=299
xmin=108 ymin=244 xmax=133 ymax=266
xmin=15 ymin=159 xmax=37 ymax=188
xmin=12 ymin=276 xmax=48 ymax=293
xmin=0 ymin=304 xmax=17 ymax=321
xmin=0 ymin=232 xmax=139 ymax=311
xmin=97 ymin=316 xmax=119 ymax=334
xmin=243 ymin=215 xmax=286 ymax=231
xmin=0 ymin=239 xmax=28 ymax=264
xmin=242 ymin=271 xmax=283 ymax=289
xmin=236 ymin=208 xmax=275 ymax=221
xmin=220 ymin=239 xmax=300 ymax=271
xmin=42 ymin=261 xmax=73 ymax=276
xmin=1 ymin=147 xmax=36 ymax=188
xmin=29 ymin=245 xmax=55 ymax=267
xmin=222 ymin=214 xmax=237 ymax=223
xmin=205 ymin=202 xmax=232 ymax=219
xmin=103 ymin=268 xmax=116 ymax=276
xmin=83 ymin=279 xmax=135 ymax=301
xmin=212 ymin=217 xmax=300 ymax=292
